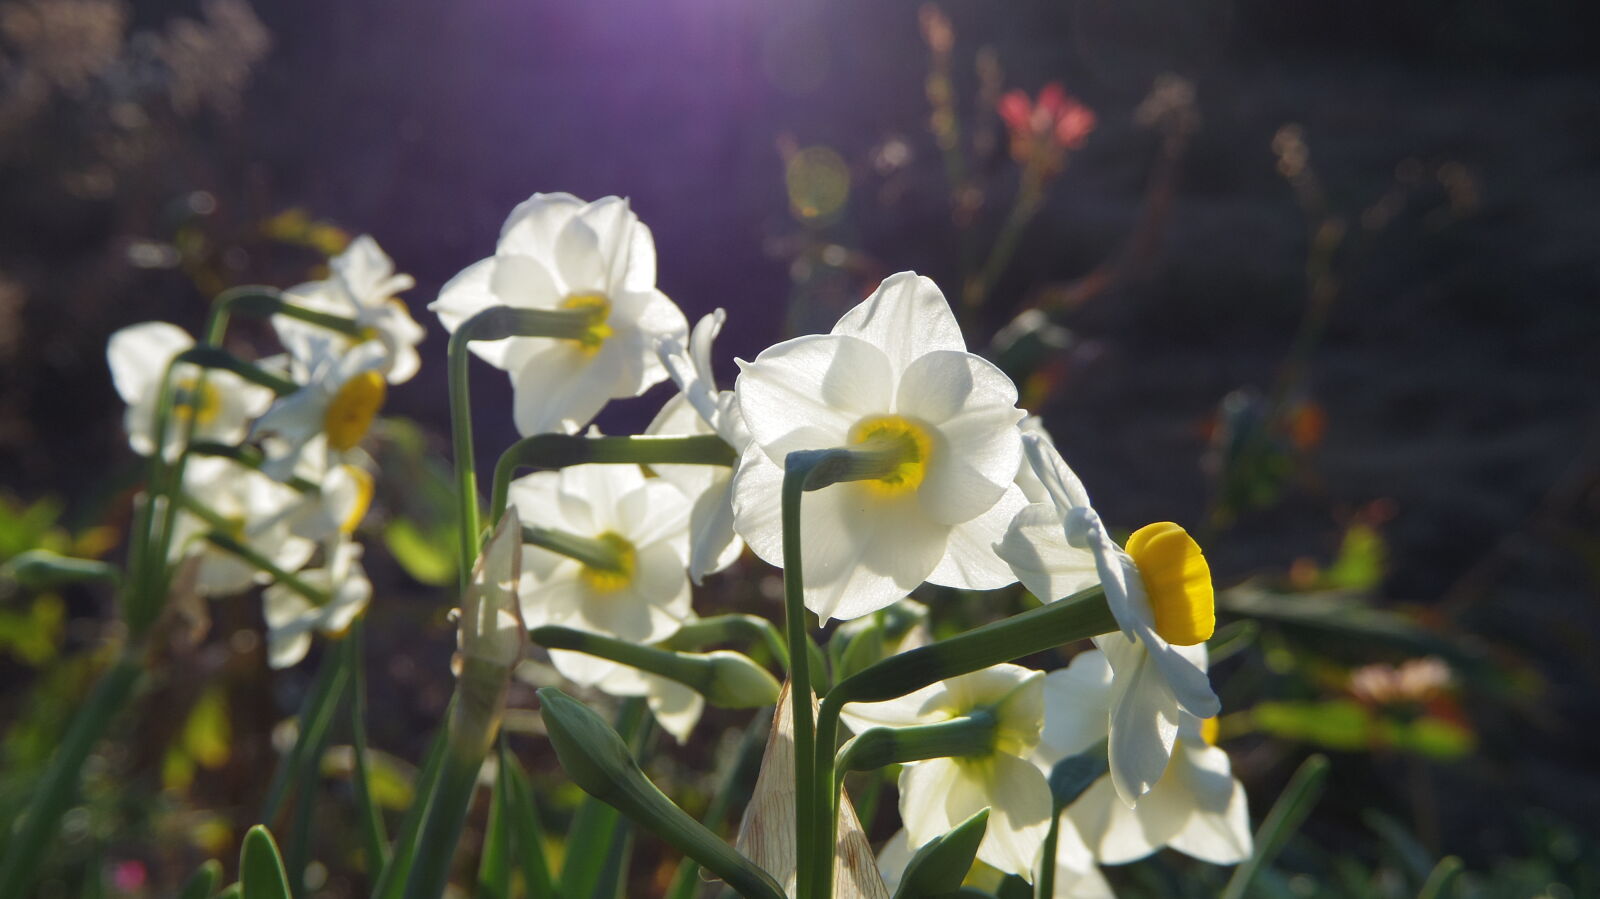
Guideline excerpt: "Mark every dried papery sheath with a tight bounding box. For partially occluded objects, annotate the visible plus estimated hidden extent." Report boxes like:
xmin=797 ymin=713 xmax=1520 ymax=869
xmin=734 ymin=682 xmax=890 ymax=899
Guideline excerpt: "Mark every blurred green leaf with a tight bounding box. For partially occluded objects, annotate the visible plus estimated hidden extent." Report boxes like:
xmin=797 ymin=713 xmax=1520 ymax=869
xmin=1222 ymin=754 xmax=1330 ymax=899
xmin=179 ymin=860 xmax=223 ymax=899
xmin=384 ymin=518 xmax=457 ymax=586
xmin=1252 ymin=700 xmax=1371 ymax=751
xmin=1321 ymin=523 xmax=1386 ymax=591
xmin=1417 ymin=856 xmax=1463 ymax=899
xmin=0 ymin=594 xmax=63 ymax=666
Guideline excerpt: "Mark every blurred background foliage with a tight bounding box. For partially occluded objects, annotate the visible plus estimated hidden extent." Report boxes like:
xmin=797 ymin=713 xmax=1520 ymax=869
xmin=1 ymin=0 xmax=1598 ymax=896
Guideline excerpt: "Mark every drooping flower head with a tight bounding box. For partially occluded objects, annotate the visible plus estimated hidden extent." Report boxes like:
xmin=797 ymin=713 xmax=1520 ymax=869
xmin=107 ymin=321 xmax=274 ymax=458
xmin=263 ymin=539 xmax=372 ymax=669
xmin=274 ymin=235 xmax=425 ymax=384
xmin=1040 ymin=649 xmax=1251 ymax=868
xmin=731 ymin=272 xmax=1027 ymax=621
xmin=647 ymin=309 xmax=748 ymax=583
xmin=167 ymin=456 xmax=318 ymax=598
xmin=841 ymin=664 xmax=1052 ymax=880
xmin=996 ymin=434 xmax=1220 ymax=804
xmin=429 ymin=193 xmax=688 ymax=435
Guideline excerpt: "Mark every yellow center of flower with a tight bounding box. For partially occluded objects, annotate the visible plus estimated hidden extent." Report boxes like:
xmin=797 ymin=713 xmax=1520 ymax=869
xmin=323 ymin=370 xmax=386 ymax=451
xmin=578 ymin=531 xmax=637 ymax=593
xmin=560 ymin=293 xmax=615 ymax=354
xmin=846 ymin=414 xmax=934 ymax=497
xmin=173 ymin=377 xmax=223 ymax=426
xmin=1200 ymin=716 xmax=1220 ymax=746
xmin=340 ymin=465 xmax=374 ymax=533
xmin=1125 ymin=521 xmax=1215 ymax=646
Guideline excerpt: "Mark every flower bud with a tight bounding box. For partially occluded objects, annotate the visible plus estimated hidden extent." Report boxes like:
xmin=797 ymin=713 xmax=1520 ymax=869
xmin=704 ymin=651 xmax=782 ymax=708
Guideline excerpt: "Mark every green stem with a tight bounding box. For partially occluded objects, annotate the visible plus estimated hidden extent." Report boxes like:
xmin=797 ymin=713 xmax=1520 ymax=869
xmin=174 ymin=346 xmax=299 ymax=395
xmin=1037 ymin=811 xmax=1061 ymax=899
xmin=187 ymin=441 xmax=321 ymax=493
xmin=520 ymin=525 xmax=629 ymax=573
xmin=199 ymin=531 xmax=329 ymax=608
xmin=0 ymin=652 xmax=142 ymax=894
xmin=780 ymin=458 xmax=820 ymax=899
xmin=347 ymin=625 xmax=389 ymax=874
xmin=660 ymin=613 xmax=788 ymax=667
xmin=370 ymin=712 xmax=451 ymax=899
xmin=447 ymin=306 xmax=596 ymax=589
xmin=488 ymin=433 xmax=734 ymax=524
xmin=832 ymin=712 xmax=997 ymax=781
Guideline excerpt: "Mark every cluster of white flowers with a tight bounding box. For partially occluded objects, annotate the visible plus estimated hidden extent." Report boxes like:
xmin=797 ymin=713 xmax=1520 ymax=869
xmin=109 ymin=190 xmax=1251 ymax=895
xmin=421 ymin=192 xmax=1252 ymax=891
xmin=108 ymin=236 xmax=422 ymax=668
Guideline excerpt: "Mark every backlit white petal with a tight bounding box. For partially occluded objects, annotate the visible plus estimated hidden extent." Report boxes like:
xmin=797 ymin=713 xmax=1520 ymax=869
xmin=736 ymin=335 xmax=891 ymax=459
xmin=831 ymin=271 xmax=965 ymax=377
xmin=996 ymin=503 xmax=1101 ymax=604
xmin=927 ymin=482 xmax=1027 ymax=590
xmin=1099 ymin=633 xmax=1181 ymax=805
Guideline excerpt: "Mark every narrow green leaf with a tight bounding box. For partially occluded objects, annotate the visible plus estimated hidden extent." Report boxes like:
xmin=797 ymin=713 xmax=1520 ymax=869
xmin=240 ymin=826 xmax=292 ymax=899
xmin=1220 ymin=754 xmax=1330 ymax=899
xmin=665 ymin=707 xmax=771 ymax=899
xmin=347 ymin=626 xmax=389 ymax=873
xmin=178 ymin=860 xmax=223 ymax=899
xmin=371 ymin=717 xmax=450 ymax=899
xmin=558 ymin=699 xmax=646 ymax=899
xmin=892 ymin=808 xmax=989 ymax=899
xmin=1206 ymin=619 xmax=1260 ymax=665
xmin=1417 ymin=856 xmax=1463 ymax=899
xmin=476 ymin=743 xmax=512 ymax=899
xmin=539 ymin=689 xmax=786 ymax=899
xmin=500 ymin=742 xmax=555 ymax=898
xmin=0 ymin=549 xmax=120 ymax=589
xmin=261 ymin=642 xmax=349 ymax=824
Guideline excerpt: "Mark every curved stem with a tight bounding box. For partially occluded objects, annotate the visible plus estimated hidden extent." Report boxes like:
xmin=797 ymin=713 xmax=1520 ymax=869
xmin=446 ymin=306 xmax=595 ymax=588
xmin=489 ymin=432 xmax=734 ymax=524
xmin=780 ymin=458 xmax=819 ymax=899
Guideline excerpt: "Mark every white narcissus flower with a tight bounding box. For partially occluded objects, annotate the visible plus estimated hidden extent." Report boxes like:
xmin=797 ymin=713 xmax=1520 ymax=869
xmin=508 ymin=463 xmax=693 ymax=687
xmin=169 ymin=456 xmax=317 ymax=597
xmin=646 ymin=309 xmax=748 ymax=583
xmin=107 ymin=321 xmax=274 ymax=457
xmin=263 ymin=539 xmax=372 ymax=669
xmin=995 ymin=434 xmax=1220 ymax=804
xmin=429 ymin=193 xmax=689 ymax=436
xmin=840 ymin=664 xmax=1052 ymax=880
xmin=730 ymin=272 xmax=1027 ymax=622
xmin=251 ymin=336 xmax=390 ymax=480
xmin=1041 ymin=650 xmax=1252 ymax=867
xmin=275 ymin=235 xmax=425 ymax=384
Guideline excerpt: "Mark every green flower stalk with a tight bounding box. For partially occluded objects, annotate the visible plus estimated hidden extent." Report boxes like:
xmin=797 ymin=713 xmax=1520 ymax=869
xmin=529 ymin=625 xmax=780 ymax=709
xmin=403 ymin=509 xmax=526 ymax=899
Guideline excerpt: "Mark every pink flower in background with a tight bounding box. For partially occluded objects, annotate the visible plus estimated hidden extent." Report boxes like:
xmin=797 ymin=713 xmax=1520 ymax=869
xmin=998 ymin=83 xmax=1096 ymax=171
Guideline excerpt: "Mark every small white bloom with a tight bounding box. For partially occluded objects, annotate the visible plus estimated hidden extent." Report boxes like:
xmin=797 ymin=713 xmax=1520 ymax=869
xmin=1041 ymin=650 xmax=1252 ymax=867
xmin=730 ymin=272 xmax=1027 ymax=621
xmin=508 ymin=463 xmax=693 ymax=686
xmin=169 ymin=456 xmax=317 ymax=597
xmin=251 ymin=335 xmax=389 ymax=480
xmin=263 ymin=539 xmax=372 ymax=669
xmin=646 ymin=309 xmax=748 ymax=583
xmin=429 ymin=192 xmax=688 ymax=436
xmin=996 ymin=434 xmax=1220 ymax=804
xmin=107 ymin=321 xmax=274 ymax=458
xmin=275 ymin=235 xmax=424 ymax=384
xmin=841 ymin=664 xmax=1052 ymax=880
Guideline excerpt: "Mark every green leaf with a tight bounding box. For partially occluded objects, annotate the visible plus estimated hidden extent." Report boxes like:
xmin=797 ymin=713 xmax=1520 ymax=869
xmin=178 ymin=860 xmax=223 ymax=899
xmin=893 ymin=808 xmax=989 ymax=899
xmin=477 ymin=753 xmax=513 ymax=899
xmin=1417 ymin=856 xmax=1463 ymax=899
xmin=0 ymin=549 xmax=119 ymax=589
xmin=539 ymin=689 xmax=786 ymax=899
xmin=1251 ymin=700 xmax=1371 ymax=751
xmin=239 ymin=826 xmax=292 ymax=899
xmin=1221 ymin=754 xmax=1330 ymax=899
xmin=557 ymin=700 xmax=646 ymax=899
xmin=1048 ymin=740 xmax=1109 ymax=810
xmin=837 ymin=618 xmax=887 ymax=682
xmin=385 ymin=518 xmax=457 ymax=586
xmin=500 ymin=743 xmax=555 ymax=899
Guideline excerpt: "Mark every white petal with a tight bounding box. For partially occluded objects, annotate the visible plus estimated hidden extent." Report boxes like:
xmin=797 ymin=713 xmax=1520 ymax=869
xmin=736 ymin=334 xmax=891 ymax=460
xmin=796 ymin=487 xmax=949 ymax=622
xmin=838 ymin=680 xmax=951 ymax=733
xmin=108 ymin=321 xmax=192 ymax=404
xmin=644 ymin=674 xmax=705 ymax=744
xmin=1038 ymin=651 xmax=1114 ymax=761
xmin=1099 ymin=634 xmax=1180 ymax=805
xmin=927 ymin=482 xmax=1027 ymax=590
xmin=1067 ymin=775 xmax=1158 ymax=865
xmin=510 ymin=342 xmax=625 ymax=436
xmin=898 ymin=759 xmax=963 ymax=850
xmin=488 ymin=253 xmax=564 ymax=310
xmin=1022 ymin=433 xmax=1093 ymax=515
xmin=875 ymin=829 xmax=916 ymax=894
xmin=995 ymin=503 xmax=1101 ymax=603
xmin=616 ymin=479 xmax=693 ymax=550
xmin=977 ymin=753 xmax=1054 ymax=879
xmin=554 ymin=214 xmax=607 ymax=293
xmin=1145 ymin=638 xmax=1222 ymax=720
xmin=1164 ymin=749 xmax=1252 ymax=865
xmin=831 ymin=272 xmax=966 ymax=379
xmin=497 ymin=192 xmax=585 ymax=259
xmin=1047 ymin=819 xmax=1117 ymax=899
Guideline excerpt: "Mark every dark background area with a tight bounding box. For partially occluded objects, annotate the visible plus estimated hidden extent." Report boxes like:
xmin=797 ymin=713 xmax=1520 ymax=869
xmin=2 ymin=0 xmax=1599 ymax=893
